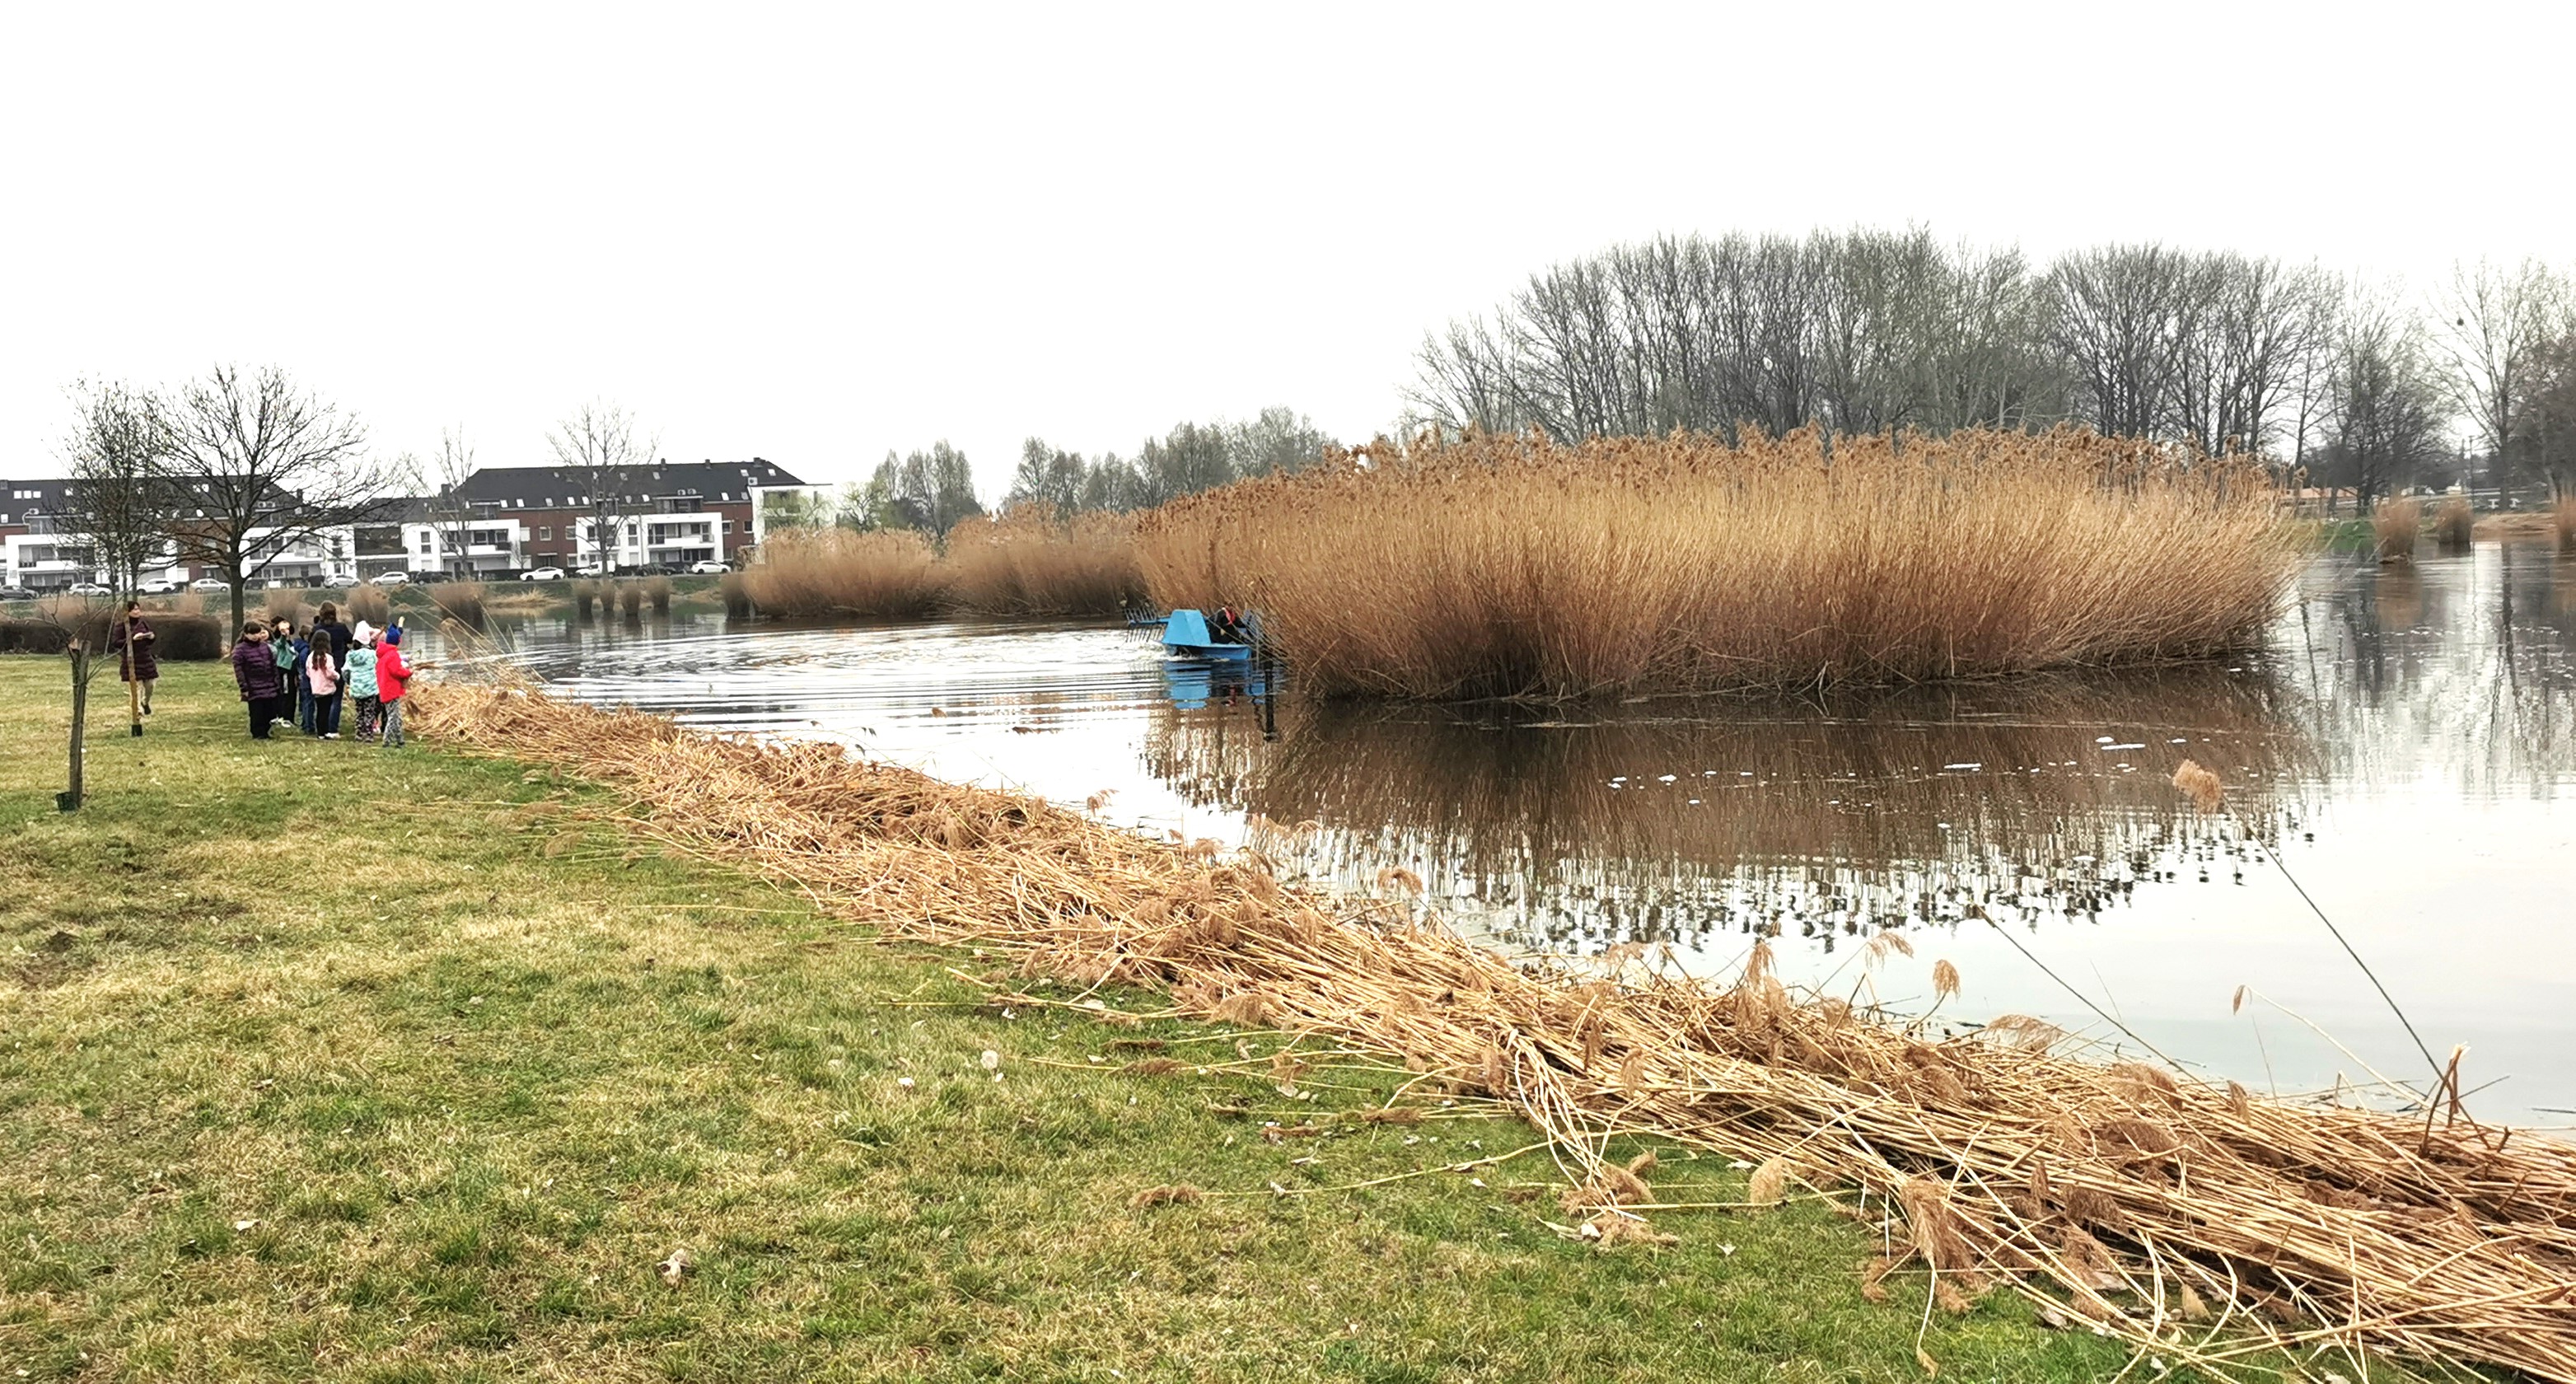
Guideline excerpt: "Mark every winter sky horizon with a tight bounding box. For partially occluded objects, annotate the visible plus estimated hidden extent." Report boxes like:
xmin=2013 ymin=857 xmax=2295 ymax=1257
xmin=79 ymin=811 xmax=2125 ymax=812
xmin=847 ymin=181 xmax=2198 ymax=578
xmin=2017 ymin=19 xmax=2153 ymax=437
xmin=3 ymin=2 xmax=2570 ymax=498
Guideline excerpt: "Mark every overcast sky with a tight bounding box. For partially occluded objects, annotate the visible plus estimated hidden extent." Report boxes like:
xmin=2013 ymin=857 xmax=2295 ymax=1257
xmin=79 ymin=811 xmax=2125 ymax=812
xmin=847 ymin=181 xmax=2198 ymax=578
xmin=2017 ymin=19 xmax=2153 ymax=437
xmin=3 ymin=2 xmax=2569 ymax=497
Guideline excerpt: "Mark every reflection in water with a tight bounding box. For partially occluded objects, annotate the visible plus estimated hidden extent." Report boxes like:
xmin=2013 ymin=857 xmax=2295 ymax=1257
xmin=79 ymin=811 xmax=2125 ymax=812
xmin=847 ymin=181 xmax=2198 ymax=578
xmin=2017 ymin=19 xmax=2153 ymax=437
xmin=1144 ymin=670 xmax=2319 ymax=954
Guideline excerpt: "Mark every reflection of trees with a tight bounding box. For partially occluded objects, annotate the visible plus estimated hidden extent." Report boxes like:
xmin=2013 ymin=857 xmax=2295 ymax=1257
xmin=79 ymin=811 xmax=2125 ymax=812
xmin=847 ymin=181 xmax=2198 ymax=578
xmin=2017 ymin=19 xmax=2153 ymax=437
xmin=2290 ymin=550 xmax=2576 ymax=800
xmin=1143 ymin=669 xmax=2318 ymax=954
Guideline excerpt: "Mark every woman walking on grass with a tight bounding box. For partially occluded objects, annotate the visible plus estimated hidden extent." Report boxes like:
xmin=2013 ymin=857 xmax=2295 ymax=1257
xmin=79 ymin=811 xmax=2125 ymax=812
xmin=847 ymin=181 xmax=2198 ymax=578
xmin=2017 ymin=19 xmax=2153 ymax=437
xmin=230 ymin=622 xmax=282 ymax=740
xmin=114 ymin=600 xmax=157 ymax=715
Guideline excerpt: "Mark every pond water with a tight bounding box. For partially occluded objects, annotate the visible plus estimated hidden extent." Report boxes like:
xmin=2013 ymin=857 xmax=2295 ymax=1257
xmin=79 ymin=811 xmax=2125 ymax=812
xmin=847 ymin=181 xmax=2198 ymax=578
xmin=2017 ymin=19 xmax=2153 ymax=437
xmin=420 ymin=549 xmax=2576 ymax=1125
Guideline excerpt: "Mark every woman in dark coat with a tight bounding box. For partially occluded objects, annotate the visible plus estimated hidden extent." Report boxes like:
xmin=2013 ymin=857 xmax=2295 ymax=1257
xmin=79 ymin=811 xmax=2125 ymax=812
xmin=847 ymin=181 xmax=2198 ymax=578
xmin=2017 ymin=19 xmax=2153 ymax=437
xmin=114 ymin=600 xmax=159 ymax=714
xmin=230 ymin=622 xmax=283 ymax=740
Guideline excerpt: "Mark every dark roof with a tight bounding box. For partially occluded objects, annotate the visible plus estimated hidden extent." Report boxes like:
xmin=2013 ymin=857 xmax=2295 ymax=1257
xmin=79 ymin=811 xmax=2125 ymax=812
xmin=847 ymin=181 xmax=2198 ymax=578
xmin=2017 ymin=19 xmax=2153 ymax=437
xmin=0 ymin=477 xmax=80 ymax=524
xmin=443 ymin=458 xmax=803 ymax=508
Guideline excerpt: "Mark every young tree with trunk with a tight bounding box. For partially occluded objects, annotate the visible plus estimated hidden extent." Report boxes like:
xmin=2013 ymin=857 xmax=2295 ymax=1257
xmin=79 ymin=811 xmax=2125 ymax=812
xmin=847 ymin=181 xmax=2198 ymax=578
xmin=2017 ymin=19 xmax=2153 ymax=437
xmin=2321 ymin=287 xmax=2449 ymax=510
xmin=157 ymin=365 xmax=393 ymax=630
xmin=548 ymin=401 xmax=656 ymax=572
xmin=410 ymin=427 xmax=484 ymax=577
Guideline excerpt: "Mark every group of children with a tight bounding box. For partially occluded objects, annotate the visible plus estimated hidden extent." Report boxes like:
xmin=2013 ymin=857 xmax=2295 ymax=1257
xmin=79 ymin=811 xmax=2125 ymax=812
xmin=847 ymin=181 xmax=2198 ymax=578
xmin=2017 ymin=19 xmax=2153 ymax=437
xmin=228 ymin=601 xmax=419 ymax=746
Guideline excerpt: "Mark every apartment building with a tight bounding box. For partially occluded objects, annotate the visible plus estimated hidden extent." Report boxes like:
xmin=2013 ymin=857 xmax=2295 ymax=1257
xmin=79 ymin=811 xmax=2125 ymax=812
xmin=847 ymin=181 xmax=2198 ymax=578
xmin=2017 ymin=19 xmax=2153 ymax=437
xmin=414 ymin=457 xmax=803 ymax=572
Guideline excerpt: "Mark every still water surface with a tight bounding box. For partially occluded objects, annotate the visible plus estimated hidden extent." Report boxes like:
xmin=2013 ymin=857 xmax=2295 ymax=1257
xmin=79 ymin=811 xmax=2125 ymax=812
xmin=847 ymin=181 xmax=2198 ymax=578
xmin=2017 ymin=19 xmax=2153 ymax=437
xmin=423 ymin=550 xmax=2576 ymax=1124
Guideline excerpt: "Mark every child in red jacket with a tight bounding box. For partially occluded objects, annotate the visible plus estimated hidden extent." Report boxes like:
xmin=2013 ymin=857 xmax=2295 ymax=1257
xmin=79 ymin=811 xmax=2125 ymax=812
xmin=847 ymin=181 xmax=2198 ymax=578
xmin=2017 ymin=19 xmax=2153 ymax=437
xmin=376 ymin=626 xmax=417 ymax=749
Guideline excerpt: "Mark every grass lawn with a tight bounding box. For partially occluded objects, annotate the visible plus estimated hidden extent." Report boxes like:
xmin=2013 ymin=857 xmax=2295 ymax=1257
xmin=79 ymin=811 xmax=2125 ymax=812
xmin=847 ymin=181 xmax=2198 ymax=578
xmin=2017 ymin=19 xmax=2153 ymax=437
xmin=0 ymin=659 xmax=2158 ymax=1382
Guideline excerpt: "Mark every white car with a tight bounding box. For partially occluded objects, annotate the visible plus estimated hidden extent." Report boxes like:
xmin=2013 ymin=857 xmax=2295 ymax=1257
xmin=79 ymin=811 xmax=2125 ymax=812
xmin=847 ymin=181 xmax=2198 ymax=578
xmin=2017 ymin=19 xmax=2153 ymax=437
xmin=189 ymin=577 xmax=231 ymax=592
xmin=687 ymin=560 xmax=730 ymax=575
xmin=522 ymin=566 xmax=568 ymax=582
xmin=370 ymin=571 xmax=410 ymax=586
xmin=67 ymin=582 xmax=112 ymax=596
xmin=139 ymin=577 xmax=186 ymax=594
xmin=573 ymin=564 xmax=608 ymax=577
xmin=322 ymin=573 xmax=361 ymax=588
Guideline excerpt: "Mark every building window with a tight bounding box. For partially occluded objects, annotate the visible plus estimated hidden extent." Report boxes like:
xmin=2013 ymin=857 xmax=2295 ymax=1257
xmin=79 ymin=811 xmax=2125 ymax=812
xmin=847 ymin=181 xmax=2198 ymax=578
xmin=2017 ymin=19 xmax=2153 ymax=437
xmin=722 ymin=520 xmax=735 ymax=533
xmin=537 ymin=526 xmax=552 ymax=540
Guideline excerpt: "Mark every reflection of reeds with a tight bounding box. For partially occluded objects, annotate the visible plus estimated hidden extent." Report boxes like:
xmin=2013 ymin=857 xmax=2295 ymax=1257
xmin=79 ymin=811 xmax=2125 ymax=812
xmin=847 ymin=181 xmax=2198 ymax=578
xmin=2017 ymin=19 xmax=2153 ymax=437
xmin=1142 ymin=669 xmax=2312 ymax=941
xmin=2373 ymin=498 xmax=2420 ymax=563
xmin=573 ymin=580 xmax=599 ymax=620
xmin=415 ymin=681 xmax=2576 ymax=1383
xmin=2433 ymin=495 xmax=2473 ymax=551
xmin=1138 ymin=428 xmax=2303 ymax=699
xmin=718 ymin=571 xmax=752 ymax=619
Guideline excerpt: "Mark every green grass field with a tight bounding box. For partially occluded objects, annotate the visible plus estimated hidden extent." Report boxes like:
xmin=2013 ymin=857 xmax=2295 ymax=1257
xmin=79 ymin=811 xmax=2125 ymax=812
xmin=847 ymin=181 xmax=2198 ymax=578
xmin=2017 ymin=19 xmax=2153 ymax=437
xmin=0 ymin=660 xmax=2176 ymax=1381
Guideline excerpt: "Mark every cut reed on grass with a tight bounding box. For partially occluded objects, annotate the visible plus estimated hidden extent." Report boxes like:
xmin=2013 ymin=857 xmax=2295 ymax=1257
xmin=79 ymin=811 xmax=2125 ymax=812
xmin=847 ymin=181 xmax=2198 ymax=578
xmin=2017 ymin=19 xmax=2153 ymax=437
xmin=2373 ymin=498 xmax=2421 ymax=564
xmin=417 ymin=680 xmax=2576 ymax=1382
xmin=2433 ymin=494 xmax=2474 ymax=551
xmin=1138 ymin=427 xmax=2307 ymax=700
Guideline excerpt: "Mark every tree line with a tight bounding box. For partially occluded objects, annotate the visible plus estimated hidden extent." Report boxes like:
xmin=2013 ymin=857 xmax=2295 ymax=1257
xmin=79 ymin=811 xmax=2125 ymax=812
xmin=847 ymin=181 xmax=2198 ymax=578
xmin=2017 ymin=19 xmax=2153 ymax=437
xmin=1406 ymin=229 xmax=2576 ymax=508
xmin=764 ymin=407 xmax=1342 ymax=537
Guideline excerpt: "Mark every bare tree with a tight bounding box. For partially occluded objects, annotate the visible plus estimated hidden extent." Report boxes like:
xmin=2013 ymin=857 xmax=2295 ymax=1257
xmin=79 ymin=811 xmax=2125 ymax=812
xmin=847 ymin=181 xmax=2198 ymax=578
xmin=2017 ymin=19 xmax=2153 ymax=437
xmin=157 ymin=365 xmax=393 ymax=631
xmin=2319 ymin=285 xmax=2449 ymax=510
xmin=2514 ymin=330 xmax=2576 ymax=499
xmin=548 ymin=401 xmax=656 ymax=573
xmin=409 ymin=427 xmax=484 ymax=577
xmin=2438 ymin=258 xmax=2568 ymax=495
xmin=58 ymin=380 xmax=179 ymax=594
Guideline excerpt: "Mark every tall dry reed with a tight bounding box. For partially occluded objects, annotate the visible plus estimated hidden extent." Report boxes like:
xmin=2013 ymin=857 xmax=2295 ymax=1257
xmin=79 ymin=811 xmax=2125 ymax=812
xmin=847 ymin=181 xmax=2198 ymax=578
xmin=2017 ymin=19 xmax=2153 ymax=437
xmin=345 ymin=585 xmax=390 ymax=628
xmin=260 ymin=592 xmax=310 ymax=629
xmin=941 ymin=507 xmax=1143 ymax=616
xmin=2556 ymin=497 xmax=2576 ymax=554
xmin=646 ymin=576 xmax=673 ymax=615
xmin=2433 ymin=494 xmax=2474 ymax=551
xmin=739 ymin=528 xmax=944 ymax=620
xmin=1138 ymin=428 xmax=2304 ymax=699
xmin=2373 ymin=498 xmax=2421 ymax=563
xmin=718 ymin=571 xmax=753 ymax=619
xmin=429 ymin=582 xmax=486 ymax=630
xmin=617 ymin=582 xmax=642 ymax=619
xmin=572 ymin=580 xmax=600 ymax=620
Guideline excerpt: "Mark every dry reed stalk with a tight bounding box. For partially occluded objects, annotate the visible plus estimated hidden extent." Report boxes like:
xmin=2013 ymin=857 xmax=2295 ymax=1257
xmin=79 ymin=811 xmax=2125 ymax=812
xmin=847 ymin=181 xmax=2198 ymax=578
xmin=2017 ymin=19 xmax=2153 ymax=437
xmin=2373 ymin=498 xmax=2421 ymax=564
xmin=2433 ymin=495 xmax=2474 ymax=551
xmin=346 ymin=585 xmax=390 ymax=627
xmin=2171 ymin=760 xmax=2224 ymax=813
xmin=414 ymin=680 xmax=2576 ymax=1382
xmin=647 ymin=576 xmax=673 ymax=615
xmin=2557 ymin=498 xmax=2576 ymax=554
xmin=573 ymin=580 xmax=599 ymax=620
xmin=718 ymin=571 xmax=753 ymax=619
xmin=741 ymin=528 xmax=945 ymax=620
xmin=1135 ymin=427 xmax=2305 ymax=699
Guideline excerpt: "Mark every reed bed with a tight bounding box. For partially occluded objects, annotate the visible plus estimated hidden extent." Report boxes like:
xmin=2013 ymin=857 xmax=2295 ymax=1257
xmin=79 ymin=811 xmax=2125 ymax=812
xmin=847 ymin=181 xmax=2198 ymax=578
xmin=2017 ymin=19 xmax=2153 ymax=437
xmin=2373 ymin=498 xmax=2421 ymax=563
xmin=428 ymin=581 xmax=487 ymax=630
xmin=939 ymin=507 xmax=1145 ymax=617
xmin=739 ymin=514 xmax=1142 ymax=620
xmin=2559 ymin=498 xmax=2576 ymax=554
xmin=718 ymin=571 xmax=753 ymax=619
xmin=2433 ymin=495 xmax=2475 ymax=551
xmin=345 ymin=585 xmax=390 ymax=628
xmin=646 ymin=576 xmax=673 ymax=615
xmin=572 ymin=580 xmax=600 ymax=620
xmin=416 ymin=680 xmax=2576 ymax=1381
xmin=1137 ymin=428 xmax=2306 ymax=700
xmin=738 ymin=528 xmax=944 ymax=620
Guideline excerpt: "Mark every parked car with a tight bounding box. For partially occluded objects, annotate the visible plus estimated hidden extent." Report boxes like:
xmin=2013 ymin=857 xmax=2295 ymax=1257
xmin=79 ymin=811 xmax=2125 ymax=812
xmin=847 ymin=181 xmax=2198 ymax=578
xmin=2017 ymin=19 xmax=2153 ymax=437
xmin=522 ymin=566 xmax=568 ymax=582
xmin=67 ymin=582 xmax=112 ymax=596
xmin=573 ymin=564 xmax=607 ymax=577
xmin=370 ymin=571 xmax=409 ymax=586
xmin=139 ymin=577 xmax=186 ymax=594
xmin=0 ymin=586 xmax=35 ymax=601
xmin=189 ymin=577 xmax=231 ymax=592
xmin=687 ymin=559 xmax=730 ymax=575
xmin=322 ymin=573 xmax=361 ymax=588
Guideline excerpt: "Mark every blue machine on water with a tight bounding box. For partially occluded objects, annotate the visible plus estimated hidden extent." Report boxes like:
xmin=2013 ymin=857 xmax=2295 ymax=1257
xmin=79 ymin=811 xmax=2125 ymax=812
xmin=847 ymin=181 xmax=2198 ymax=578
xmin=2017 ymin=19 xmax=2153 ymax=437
xmin=1159 ymin=608 xmax=1255 ymax=660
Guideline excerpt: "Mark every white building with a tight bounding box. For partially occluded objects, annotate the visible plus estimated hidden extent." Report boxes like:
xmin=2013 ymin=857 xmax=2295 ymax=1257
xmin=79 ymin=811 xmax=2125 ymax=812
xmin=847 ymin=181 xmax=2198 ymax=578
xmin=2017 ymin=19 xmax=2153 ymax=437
xmin=402 ymin=519 xmax=530 ymax=577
